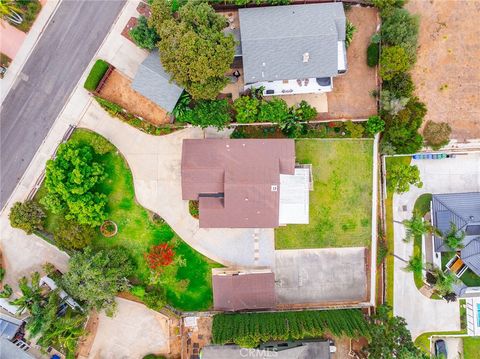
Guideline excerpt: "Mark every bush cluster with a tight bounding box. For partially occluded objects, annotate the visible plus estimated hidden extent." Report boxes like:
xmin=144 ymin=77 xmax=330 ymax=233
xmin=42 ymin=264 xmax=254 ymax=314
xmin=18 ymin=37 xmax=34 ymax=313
xmin=129 ymin=16 xmax=159 ymax=50
xmin=9 ymin=200 xmax=46 ymax=234
xmin=212 ymin=309 xmax=369 ymax=348
xmin=373 ymin=0 xmax=429 ymax=154
xmin=84 ymin=59 xmax=110 ymax=92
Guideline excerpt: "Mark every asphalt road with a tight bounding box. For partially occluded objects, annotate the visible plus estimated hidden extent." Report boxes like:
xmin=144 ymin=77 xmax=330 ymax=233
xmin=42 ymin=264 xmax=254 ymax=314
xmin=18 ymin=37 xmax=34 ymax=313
xmin=0 ymin=0 xmax=126 ymax=207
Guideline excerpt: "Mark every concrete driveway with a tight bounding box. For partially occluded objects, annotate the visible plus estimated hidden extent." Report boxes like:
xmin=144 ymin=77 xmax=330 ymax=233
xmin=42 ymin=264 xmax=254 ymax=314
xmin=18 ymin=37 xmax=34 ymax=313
xmin=275 ymin=248 xmax=368 ymax=306
xmin=87 ymin=298 xmax=169 ymax=359
xmin=79 ymin=101 xmax=275 ymax=268
xmin=393 ymin=152 xmax=480 ymax=339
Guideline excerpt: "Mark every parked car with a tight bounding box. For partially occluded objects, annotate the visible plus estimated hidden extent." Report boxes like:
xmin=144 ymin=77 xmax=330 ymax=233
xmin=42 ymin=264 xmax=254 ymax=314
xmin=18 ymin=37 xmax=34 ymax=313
xmin=434 ymin=339 xmax=447 ymax=358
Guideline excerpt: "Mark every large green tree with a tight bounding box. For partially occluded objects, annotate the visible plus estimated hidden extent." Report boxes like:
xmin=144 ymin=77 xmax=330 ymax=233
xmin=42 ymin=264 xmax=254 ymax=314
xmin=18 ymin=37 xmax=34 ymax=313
xmin=53 ymin=219 xmax=94 ymax=251
xmin=9 ymin=200 xmax=46 ymax=234
xmin=387 ymin=162 xmax=423 ymax=194
xmin=366 ymin=305 xmax=428 ymax=359
xmin=151 ymin=0 xmax=235 ymax=100
xmin=41 ymin=142 xmax=107 ymax=227
xmin=61 ymin=247 xmax=134 ymax=315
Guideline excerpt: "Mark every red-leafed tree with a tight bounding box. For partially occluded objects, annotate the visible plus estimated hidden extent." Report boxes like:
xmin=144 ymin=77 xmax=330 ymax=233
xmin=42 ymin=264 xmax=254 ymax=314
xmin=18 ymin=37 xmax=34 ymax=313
xmin=144 ymin=243 xmax=175 ymax=271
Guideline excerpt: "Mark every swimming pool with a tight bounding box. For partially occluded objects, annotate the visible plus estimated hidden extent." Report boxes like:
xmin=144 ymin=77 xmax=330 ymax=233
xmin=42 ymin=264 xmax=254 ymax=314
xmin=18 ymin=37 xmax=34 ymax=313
xmin=477 ymin=303 xmax=480 ymax=327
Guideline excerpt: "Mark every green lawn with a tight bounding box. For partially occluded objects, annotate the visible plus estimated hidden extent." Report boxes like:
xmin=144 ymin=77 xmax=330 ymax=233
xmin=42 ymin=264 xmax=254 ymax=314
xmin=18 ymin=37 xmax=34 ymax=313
xmin=463 ymin=337 xmax=480 ymax=359
xmin=441 ymin=252 xmax=480 ymax=287
xmin=275 ymin=139 xmax=373 ymax=249
xmin=36 ymin=129 xmax=219 ymax=311
xmin=385 ymin=156 xmax=412 ymax=307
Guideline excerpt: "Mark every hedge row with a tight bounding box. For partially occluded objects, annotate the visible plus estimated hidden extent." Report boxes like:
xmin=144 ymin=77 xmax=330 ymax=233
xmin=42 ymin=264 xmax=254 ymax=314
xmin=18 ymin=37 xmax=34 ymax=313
xmin=84 ymin=59 xmax=110 ymax=92
xmin=212 ymin=309 xmax=369 ymax=347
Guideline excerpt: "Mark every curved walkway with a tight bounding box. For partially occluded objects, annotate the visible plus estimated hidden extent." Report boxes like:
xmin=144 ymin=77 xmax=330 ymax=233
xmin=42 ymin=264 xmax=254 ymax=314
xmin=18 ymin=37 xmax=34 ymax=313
xmin=79 ymin=100 xmax=275 ymax=268
xmin=393 ymin=153 xmax=480 ymax=339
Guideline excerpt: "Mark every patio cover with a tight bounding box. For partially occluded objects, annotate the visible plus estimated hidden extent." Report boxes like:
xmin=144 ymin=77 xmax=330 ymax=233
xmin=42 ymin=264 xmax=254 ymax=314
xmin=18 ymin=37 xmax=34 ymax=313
xmin=279 ymin=168 xmax=310 ymax=224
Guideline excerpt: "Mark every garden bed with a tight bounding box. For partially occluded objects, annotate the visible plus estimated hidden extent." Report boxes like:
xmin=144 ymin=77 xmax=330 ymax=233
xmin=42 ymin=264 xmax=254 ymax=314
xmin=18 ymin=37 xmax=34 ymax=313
xmin=275 ymin=139 xmax=374 ymax=249
xmin=13 ymin=0 xmax=42 ymax=33
xmin=35 ymin=129 xmax=219 ymax=311
xmin=98 ymin=69 xmax=171 ymax=126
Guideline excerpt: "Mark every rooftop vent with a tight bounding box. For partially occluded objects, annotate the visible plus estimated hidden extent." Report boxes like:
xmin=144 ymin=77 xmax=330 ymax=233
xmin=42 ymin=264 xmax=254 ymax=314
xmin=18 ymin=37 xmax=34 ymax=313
xmin=271 ymin=185 xmax=278 ymax=192
xmin=303 ymin=52 xmax=310 ymax=63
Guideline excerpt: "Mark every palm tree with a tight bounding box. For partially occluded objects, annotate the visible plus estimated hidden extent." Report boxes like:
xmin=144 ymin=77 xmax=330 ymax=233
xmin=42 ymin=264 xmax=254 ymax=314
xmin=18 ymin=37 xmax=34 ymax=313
xmin=402 ymin=211 xmax=432 ymax=242
xmin=428 ymin=267 xmax=458 ymax=297
xmin=443 ymin=223 xmax=465 ymax=250
xmin=0 ymin=0 xmax=23 ymax=25
xmin=10 ymin=272 xmax=43 ymax=314
xmin=403 ymin=254 xmax=423 ymax=277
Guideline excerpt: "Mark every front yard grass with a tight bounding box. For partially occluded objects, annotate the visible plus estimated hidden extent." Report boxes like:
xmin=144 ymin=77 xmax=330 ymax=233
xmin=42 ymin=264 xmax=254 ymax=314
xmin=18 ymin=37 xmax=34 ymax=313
xmin=275 ymin=139 xmax=373 ymax=249
xmin=463 ymin=337 xmax=480 ymax=359
xmin=36 ymin=129 xmax=219 ymax=311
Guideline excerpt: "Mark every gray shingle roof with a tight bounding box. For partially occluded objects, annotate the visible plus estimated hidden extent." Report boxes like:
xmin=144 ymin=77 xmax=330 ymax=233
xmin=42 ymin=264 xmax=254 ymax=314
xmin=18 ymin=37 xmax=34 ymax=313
xmin=238 ymin=3 xmax=346 ymax=83
xmin=432 ymin=193 xmax=480 ymax=252
xmin=461 ymin=238 xmax=480 ymax=276
xmin=131 ymin=50 xmax=184 ymax=113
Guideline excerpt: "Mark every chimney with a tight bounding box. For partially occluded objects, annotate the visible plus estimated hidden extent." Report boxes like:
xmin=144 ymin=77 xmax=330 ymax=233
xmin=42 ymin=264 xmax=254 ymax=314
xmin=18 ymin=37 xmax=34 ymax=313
xmin=303 ymin=52 xmax=310 ymax=63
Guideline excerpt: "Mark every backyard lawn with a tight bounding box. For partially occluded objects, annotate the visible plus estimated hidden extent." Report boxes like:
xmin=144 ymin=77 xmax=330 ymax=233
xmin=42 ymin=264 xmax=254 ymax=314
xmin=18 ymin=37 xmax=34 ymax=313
xmin=275 ymin=139 xmax=374 ymax=249
xmin=36 ymin=129 xmax=219 ymax=311
xmin=463 ymin=337 xmax=480 ymax=359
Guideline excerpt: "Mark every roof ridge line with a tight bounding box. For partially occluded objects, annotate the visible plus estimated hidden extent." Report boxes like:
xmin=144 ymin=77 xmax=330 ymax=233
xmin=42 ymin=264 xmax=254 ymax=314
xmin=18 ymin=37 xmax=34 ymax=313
xmin=434 ymin=195 xmax=468 ymax=229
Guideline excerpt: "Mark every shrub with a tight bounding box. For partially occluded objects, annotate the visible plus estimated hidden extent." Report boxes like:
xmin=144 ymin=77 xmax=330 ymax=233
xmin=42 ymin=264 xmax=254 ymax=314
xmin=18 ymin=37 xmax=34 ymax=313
xmin=142 ymin=286 xmax=166 ymax=311
xmin=9 ymin=200 xmax=46 ymax=234
xmin=0 ymin=267 xmax=4 ymax=282
xmin=382 ymin=72 xmax=415 ymax=99
xmin=86 ymin=134 xmax=114 ymax=155
xmin=189 ymin=200 xmax=199 ymax=218
xmin=84 ymin=59 xmax=109 ymax=92
xmin=233 ymin=96 xmax=260 ymax=123
xmin=53 ymin=219 xmax=93 ymax=251
xmin=380 ymin=46 xmax=411 ymax=81
xmin=129 ymin=16 xmax=160 ymax=50
xmin=381 ymin=90 xmax=409 ymax=115
xmin=212 ymin=309 xmax=369 ymax=347
xmin=0 ymin=284 xmax=13 ymax=298
xmin=183 ymin=99 xmax=231 ymax=130
xmin=381 ymin=8 xmax=419 ymax=61
xmin=371 ymin=0 xmax=405 ymax=9
xmin=258 ymin=98 xmax=289 ymax=123
xmin=345 ymin=121 xmax=365 ymax=138
xmin=40 ymin=142 xmax=107 ymax=227
xmin=345 ymin=21 xmax=356 ymax=48
xmin=365 ymin=115 xmax=385 ymax=135
xmin=144 ymin=244 xmax=175 ymax=272
xmin=423 ymin=121 xmax=451 ymax=150
xmin=172 ymin=92 xmax=192 ymax=121
xmin=367 ymin=42 xmax=380 ymax=67
xmin=293 ymin=100 xmax=317 ymax=121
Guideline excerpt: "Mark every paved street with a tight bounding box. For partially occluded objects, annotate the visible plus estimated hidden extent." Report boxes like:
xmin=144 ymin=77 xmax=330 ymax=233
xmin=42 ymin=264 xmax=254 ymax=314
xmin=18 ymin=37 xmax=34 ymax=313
xmin=393 ymin=153 xmax=480 ymax=339
xmin=0 ymin=0 xmax=126 ymax=207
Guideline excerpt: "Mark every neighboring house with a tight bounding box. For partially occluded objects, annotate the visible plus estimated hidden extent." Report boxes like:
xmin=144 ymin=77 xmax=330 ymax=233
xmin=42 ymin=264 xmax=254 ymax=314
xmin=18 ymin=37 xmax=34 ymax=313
xmin=0 ymin=313 xmax=31 ymax=356
xmin=181 ymin=139 xmax=310 ymax=228
xmin=237 ymin=3 xmax=347 ymax=96
xmin=131 ymin=50 xmax=184 ymax=114
xmin=212 ymin=267 xmax=276 ymax=311
xmin=431 ymin=193 xmax=480 ymax=276
xmin=201 ymin=341 xmax=334 ymax=359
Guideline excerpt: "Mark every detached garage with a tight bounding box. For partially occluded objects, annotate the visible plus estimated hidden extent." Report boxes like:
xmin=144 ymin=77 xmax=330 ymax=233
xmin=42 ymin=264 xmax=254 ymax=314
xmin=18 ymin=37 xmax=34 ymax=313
xmin=212 ymin=268 xmax=276 ymax=311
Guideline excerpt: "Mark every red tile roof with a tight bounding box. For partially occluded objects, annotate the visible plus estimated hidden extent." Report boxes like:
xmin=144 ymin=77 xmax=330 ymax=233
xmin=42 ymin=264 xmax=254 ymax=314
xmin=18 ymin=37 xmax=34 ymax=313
xmin=181 ymin=139 xmax=295 ymax=228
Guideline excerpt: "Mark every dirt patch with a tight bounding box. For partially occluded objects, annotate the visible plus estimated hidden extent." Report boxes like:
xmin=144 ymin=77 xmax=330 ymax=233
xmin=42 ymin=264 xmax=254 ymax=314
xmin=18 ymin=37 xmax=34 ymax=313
xmin=182 ymin=317 xmax=213 ymax=359
xmin=99 ymin=70 xmax=170 ymax=126
xmin=323 ymin=6 xmax=379 ymax=119
xmin=406 ymin=0 xmax=480 ymax=141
